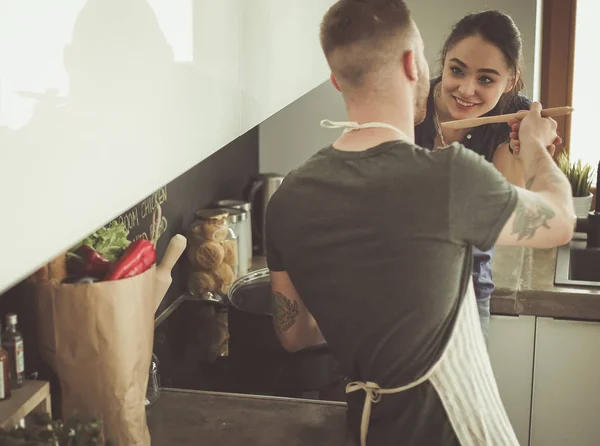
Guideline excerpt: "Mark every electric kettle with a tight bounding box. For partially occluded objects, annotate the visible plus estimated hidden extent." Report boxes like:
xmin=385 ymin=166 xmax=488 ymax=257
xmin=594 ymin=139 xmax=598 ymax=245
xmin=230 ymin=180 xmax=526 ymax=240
xmin=247 ymin=173 xmax=285 ymax=256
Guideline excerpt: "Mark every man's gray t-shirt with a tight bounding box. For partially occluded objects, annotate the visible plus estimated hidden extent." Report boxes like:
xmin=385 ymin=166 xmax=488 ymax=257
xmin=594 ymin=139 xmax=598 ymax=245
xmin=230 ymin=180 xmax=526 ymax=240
xmin=265 ymin=141 xmax=517 ymax=445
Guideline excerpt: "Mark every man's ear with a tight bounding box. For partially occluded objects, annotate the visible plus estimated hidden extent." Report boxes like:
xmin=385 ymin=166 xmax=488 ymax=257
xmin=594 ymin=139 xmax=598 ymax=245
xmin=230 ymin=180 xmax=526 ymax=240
xmin=330 ymin=72 xmax=341 ymax=92
xmin=403 ymin=50 xmax=418 ymax=82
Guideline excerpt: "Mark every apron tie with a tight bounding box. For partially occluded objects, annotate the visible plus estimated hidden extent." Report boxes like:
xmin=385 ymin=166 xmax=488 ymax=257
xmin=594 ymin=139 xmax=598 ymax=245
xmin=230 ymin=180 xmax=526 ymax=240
xmin=346 ymin=381 xmax=382 ymax=446
xmin=346 ymin=362 xmax=445 ymax=446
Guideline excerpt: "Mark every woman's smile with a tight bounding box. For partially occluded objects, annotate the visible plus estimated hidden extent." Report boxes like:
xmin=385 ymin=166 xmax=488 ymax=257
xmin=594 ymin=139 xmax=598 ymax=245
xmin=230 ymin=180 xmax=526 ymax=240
xmin=453 ymin=96 xmax=481 ymax=109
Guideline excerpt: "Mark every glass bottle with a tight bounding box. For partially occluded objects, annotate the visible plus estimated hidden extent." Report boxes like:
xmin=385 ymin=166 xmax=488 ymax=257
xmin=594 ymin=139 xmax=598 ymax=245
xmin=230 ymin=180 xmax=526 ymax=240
xmin=2 ymin=313 xmax=24 ymax=388
xmin=0 ymin=323 xmax=11 ymax=400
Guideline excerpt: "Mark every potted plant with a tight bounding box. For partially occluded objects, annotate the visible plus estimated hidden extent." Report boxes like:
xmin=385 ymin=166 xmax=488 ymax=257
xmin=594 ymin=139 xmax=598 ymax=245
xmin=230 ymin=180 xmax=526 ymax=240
xmin=0 ymin=412 xmax=114 ymax=446
xmin=557 ymin=152 xmax=595 ymax=218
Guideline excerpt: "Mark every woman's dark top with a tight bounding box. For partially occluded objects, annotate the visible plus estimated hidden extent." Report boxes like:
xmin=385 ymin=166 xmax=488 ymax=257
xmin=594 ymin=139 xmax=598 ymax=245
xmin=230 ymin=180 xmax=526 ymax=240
xmin=415 ymin=78 xmax=530 ymax=302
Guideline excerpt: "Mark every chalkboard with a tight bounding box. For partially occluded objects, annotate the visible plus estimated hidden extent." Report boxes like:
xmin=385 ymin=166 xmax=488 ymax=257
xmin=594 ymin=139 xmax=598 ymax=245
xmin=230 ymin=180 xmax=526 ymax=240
xmin=107 ymin=128 xmax=260 ymax=313
xmin=111 ymin=186 xmax=169 ymax=243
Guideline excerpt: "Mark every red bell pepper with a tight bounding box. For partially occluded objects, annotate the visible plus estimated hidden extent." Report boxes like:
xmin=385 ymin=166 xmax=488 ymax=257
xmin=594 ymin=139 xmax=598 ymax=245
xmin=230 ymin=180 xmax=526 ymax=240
xmin=67 ymin=244 xmax=112 ymax=278
xmin=104 ymin=239 xmax=156 ymax=281
xmin=79 ymin=244 xmax=112 ymax=276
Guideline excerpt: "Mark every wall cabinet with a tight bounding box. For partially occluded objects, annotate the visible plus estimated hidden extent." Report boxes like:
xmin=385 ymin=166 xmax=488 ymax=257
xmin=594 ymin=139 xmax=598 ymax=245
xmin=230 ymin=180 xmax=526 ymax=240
xmin=0 ymin=0 xmax=335 ymax=294
xmin=239 ymin=0 xmax=335 ymax=134
xmin=488 ymin=315 xmax=536 ymax=446
xmin=530 ymin=317 xmax=600 ymax=446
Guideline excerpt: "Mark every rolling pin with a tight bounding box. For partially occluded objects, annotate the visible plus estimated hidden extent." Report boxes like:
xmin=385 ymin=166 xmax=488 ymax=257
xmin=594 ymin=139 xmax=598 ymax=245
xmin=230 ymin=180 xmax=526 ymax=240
xmin=440 ymin=106 xmax=573 ymax=130
xmin=154 ymin=234 xmax=187 ymax=311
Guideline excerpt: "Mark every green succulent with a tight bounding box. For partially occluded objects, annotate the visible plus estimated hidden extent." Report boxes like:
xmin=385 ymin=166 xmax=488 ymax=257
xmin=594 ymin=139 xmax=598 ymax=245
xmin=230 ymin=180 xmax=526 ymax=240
xmin=557 ymin=152 xmax=595 ymax=197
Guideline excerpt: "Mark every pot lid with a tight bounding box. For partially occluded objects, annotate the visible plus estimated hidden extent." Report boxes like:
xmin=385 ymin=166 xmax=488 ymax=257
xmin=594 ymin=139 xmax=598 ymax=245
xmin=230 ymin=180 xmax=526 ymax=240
xmin=227 ymin=268 xmax=272 ymax=316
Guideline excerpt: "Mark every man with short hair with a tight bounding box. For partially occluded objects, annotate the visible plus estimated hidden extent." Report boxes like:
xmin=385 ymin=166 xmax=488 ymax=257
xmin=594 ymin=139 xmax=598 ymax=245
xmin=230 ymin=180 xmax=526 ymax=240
xmin=266 ymin=1 xmax=573 ymax=445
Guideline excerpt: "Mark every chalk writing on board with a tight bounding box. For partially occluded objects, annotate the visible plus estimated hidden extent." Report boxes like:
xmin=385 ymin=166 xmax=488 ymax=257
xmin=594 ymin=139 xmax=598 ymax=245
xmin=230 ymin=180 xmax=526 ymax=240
xmin=110 ymin=186 xmax=168 ymax=234
xmin=141 ymin=187 xmax=168 ymax=219
xmin=114 ymin=208 xmax=140 ymax=231
xmin=133 ymin=216 xmax=168 ymax=242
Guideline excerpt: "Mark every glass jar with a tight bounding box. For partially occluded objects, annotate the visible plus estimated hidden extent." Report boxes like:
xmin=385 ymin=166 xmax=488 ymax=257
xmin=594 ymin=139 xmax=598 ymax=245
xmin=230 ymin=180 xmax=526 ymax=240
xmin=222 ymin=208 xmax=249 ymax=277
xmin=214 ymin=200 xmax=253 ymax=271
xmin=187 ymin=209 xmax=239 ymax=297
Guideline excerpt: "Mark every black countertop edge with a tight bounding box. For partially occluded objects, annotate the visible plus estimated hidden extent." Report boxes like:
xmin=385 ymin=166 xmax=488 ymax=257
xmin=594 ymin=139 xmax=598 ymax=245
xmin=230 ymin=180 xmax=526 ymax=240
xmin=159 ymin=387 xmax=347 ymax=406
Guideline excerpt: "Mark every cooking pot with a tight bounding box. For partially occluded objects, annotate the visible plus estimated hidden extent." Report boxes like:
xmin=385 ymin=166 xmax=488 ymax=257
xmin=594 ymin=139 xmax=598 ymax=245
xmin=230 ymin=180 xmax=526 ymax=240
xmin=224 ymin=269 xmax=344 ymax=396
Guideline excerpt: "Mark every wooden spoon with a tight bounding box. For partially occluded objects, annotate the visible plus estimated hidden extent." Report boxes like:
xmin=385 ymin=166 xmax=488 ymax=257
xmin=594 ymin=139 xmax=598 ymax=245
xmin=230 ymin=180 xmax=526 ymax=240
xmin=441 ymin=106 xmax=573 ymax=130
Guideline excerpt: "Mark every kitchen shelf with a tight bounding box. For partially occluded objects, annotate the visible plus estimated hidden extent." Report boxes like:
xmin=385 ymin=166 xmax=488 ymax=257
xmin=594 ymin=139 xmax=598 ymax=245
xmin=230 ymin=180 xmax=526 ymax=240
xmin=0 ymin=380 xmax=51 ymax=429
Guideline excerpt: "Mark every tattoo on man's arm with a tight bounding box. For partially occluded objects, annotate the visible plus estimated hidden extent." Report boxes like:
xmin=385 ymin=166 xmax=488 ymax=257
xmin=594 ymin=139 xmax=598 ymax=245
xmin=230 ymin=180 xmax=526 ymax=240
xmin=511 ymin=196 xmax=556 ymax=240
xmin=525 ymin=175 xmax=536 ymax=190
xmin=272 ymin=291 xmax=300 ymax=334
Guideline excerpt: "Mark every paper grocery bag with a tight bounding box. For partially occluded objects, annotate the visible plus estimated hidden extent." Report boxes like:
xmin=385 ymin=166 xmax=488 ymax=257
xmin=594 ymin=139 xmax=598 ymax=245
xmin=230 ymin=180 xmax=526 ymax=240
xmin=36 ymin=265 xmax=156 ymax=446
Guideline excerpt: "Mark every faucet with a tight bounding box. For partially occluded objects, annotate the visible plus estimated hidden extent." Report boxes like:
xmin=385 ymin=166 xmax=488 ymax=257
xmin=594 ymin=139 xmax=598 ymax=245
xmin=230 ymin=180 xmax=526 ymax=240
xmin=585 ymin=160 xmax=600 ymax=248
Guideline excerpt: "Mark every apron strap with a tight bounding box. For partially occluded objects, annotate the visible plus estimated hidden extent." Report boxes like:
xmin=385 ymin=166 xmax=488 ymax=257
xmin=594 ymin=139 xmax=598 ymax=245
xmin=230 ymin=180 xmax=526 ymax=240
xmin=320 ymin=119 xmax=409 ymax=140
xmin=346 ymin=365 xmax=441 ymax=446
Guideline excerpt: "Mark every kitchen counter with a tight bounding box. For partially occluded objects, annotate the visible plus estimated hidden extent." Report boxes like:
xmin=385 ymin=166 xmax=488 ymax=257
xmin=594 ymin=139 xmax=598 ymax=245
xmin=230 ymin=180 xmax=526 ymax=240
xmin=491 ymin=244 xmax=600 ymax=320
xmin=252 ymin=247 xmax=600 ymax=320
xmin=147 ymin=388 xmax=348 ymax=446
xmin=155 ymin=244 xmax=600 ymax=330
xmin=489 ymin=246 xmax=525 ymax=296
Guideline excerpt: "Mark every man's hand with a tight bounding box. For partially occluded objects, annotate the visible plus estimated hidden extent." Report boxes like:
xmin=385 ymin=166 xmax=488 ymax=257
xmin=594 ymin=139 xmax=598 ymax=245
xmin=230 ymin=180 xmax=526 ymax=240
xmin=519 ymin=102 xmax=558 ymax=146
xmin=509 ymin=121 xmax=562 ymax=156
xmin=495 ymin=102 xmax=574 ymax=248
xmin=508 ymin=102 xmax=562 ymax=156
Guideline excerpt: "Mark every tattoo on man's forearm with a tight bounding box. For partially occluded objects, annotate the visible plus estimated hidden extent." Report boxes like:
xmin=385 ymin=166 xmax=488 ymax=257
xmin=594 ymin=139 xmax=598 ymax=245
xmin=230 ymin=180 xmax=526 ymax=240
xmin=512 ymin=197 xmax=556 ymax=240
xmin=525 ymin=175 xmax=536 ymax=190
xmin=272 ymin=291 xmax=300 ymax=333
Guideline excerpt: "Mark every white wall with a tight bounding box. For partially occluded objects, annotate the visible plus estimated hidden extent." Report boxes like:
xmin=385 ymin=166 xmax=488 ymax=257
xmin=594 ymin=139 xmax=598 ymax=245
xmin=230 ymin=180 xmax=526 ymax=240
xmin=569 ymin=0 xmax=600 ymax=168
xmin=0 ymin=0 xmax=336 ymax=294
xmin=258 ymin=81 xmax=345 ymax=175
xmin=259 ymin=0 xmax=540 ymax=175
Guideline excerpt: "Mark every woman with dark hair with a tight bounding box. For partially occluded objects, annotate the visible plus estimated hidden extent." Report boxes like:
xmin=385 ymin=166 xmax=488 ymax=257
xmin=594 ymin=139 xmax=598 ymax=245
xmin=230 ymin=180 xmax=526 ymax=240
xmin=415 ymin=10 xmax=557 ymax=344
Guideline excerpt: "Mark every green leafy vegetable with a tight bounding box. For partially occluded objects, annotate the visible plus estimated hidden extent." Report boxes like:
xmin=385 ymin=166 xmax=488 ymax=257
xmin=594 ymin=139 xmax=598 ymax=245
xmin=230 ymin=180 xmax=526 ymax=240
xmin=68 ymin=221 xmax=131 ymax=263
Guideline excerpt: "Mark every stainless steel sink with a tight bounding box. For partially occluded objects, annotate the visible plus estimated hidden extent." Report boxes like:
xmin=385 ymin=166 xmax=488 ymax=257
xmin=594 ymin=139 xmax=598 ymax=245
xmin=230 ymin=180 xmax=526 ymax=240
xmin=554 ymin=237 xmax=600 ymax=287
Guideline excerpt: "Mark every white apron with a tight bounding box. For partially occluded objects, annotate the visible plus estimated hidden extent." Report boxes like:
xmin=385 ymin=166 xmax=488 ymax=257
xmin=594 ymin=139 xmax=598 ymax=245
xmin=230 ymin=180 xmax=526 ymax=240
xmin=322 ymin=119 xmax=520 ymax=446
